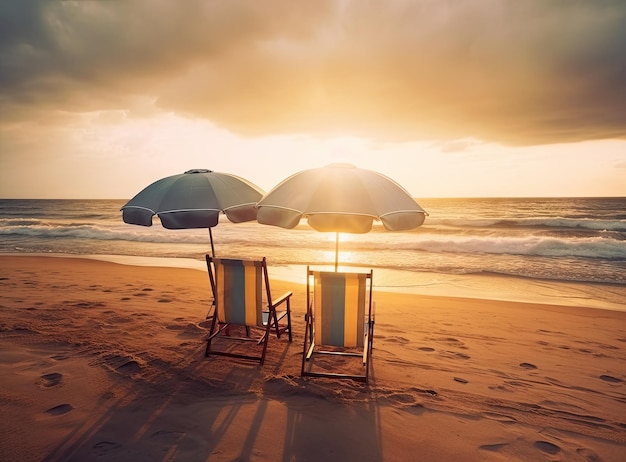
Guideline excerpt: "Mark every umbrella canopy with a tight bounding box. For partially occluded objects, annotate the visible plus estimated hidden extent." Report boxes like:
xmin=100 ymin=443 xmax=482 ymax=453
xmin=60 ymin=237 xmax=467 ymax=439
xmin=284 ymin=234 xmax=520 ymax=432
xmin=256 ymin=163 xmax=427 ymax=269
xmin=121 ymin=169 xmax=264 ymax=256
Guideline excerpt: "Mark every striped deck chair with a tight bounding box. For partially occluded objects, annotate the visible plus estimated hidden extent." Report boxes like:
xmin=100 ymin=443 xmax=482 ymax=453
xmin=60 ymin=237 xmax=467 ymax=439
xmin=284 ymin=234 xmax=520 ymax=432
xmin=205 ymin=256 xmax=293 ymax=365
xmin=301 ymin=268 xmax=374 ymax=382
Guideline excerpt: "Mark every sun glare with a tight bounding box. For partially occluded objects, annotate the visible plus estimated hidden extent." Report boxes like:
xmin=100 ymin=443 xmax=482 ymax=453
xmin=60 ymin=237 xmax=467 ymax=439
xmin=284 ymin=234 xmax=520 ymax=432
xmin=321 ymin=232 xmax=356 ymax=243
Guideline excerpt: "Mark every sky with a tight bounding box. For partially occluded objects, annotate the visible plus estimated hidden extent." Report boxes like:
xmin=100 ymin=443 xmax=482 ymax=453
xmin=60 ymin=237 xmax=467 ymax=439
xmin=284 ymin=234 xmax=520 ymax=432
xmin=1 ymin=0 xmax=625 ymax=199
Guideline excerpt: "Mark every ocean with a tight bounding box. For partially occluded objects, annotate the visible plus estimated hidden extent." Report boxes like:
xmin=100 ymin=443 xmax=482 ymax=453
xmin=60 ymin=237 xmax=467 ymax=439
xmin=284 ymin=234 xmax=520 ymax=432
xmin=1 ymin=198 xmax=625 ymax=309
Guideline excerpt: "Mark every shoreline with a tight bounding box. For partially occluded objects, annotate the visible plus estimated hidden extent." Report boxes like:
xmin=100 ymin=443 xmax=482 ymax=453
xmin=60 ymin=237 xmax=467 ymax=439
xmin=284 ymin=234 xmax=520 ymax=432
xmin=5 ymin=252 xmax=624 ymax=311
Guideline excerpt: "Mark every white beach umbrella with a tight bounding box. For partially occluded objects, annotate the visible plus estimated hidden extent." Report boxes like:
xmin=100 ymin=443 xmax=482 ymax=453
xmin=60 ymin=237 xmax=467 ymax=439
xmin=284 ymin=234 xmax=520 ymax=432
xmin=121 ymin=169 xmax=264 ymax=257
xmin=256 ymin=163 xmax=427 ymax=270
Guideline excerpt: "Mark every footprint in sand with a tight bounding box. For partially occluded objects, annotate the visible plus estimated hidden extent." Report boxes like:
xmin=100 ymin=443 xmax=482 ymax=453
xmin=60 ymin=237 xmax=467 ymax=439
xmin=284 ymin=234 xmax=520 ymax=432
xmin=410 ymin=387 xmax=438 ymax=396
xmin=39 ymin=372 xmax=63 ymax=388
xmin=454 ymin=377 xmax=468 ymax=384
xmin=479 ymin=443 xmax=509 ymax=451
xmin=599 ymin=374 xmax=623 ymax=383
xmin=534 ymin=441 xmax=560 ymax=455
xmin=150 ymin=430 xmax=186 ymax=444
xmin=442 ymin=351 xmax=471 ymax=360
xmin=382 ymin=394 xmax=427 ymax=414
xmin=576 ymin=447 xmax=602 ymax=462
xmin=384 ymin=336 xmax=410 ymax=345
xmin=116 ymin=360 xmax=142 ymax=375
xmin=92 ymin=441 xmax=121 ymax=456
xmin=520 ymin=362 xmax=537 ymax=369
xmin=46 ymin=403 xmax=73 ymax=415
xmin=418 ymin=347 xmax=435 ymax=352
xmin=437 ymin=337 xmax=468 ymax=348
xmin=482 ymin=412 xmax=517 ymax=423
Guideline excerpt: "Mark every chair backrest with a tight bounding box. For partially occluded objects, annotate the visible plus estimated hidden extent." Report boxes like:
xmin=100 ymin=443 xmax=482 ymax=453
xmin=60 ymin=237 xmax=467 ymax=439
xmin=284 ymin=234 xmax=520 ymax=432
xmin=210 ymin=257 xmax=267 ymax=327
xmin=310 ymin=270 xmax=371 ymax=348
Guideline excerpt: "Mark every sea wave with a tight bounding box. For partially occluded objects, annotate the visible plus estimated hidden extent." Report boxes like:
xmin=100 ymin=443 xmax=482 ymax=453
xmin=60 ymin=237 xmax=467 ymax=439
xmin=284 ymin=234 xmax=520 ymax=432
xmin=3 ymin=222 xmax=625 ymax=260
xmin=384 ymin=235 xmax=626 ymax=259
xmin=424 ymin=217 xmax=626 ymax=232
xmin=2 ymin=198 xmax=625 ymax=290
xmin=0 ymin=223 xmax=211 ymax=244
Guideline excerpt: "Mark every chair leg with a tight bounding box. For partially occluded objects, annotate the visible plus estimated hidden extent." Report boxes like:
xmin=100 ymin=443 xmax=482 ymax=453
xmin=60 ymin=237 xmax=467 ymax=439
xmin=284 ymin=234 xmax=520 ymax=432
xmin=268 ymin=300 xmax=292 ymax=342
xmin=260 ymin=316 xmax=273 ymax=365
xmin=271 ymin=309 xmax=281 ymax=339
xmin=301 ymin=313 xmax=313 ymax=376
xmin=205 ymin=301 xmax=215 ymax=320
xmin=365 ymin=321 xmax=375 ymax=383
xmin=286 ymin=299 xmax=293 ymax=341
xmin=205 ymin=312 xmax=220 ymax=357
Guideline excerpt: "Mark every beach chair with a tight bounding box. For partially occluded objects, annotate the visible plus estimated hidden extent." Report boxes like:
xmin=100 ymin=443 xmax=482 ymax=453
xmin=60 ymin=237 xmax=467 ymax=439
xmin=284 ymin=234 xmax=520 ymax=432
xmin=205 ymin=256 xmax=293 ymax=365
xmin=301 ymin=268 xmax=374 ymax=383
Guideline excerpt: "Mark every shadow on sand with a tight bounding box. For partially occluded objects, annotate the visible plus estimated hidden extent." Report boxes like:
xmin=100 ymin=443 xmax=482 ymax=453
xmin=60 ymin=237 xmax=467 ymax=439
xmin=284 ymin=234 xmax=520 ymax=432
xmin=43 ymin=338 xmax=384 ymax=462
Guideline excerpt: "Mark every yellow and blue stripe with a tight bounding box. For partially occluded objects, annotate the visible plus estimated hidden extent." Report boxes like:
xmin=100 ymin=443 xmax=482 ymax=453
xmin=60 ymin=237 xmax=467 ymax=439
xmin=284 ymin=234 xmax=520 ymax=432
xmin=215 ymin=258 xmax=263 ymax=326
xmin=313 ymin=271 xmax=366 ymax=347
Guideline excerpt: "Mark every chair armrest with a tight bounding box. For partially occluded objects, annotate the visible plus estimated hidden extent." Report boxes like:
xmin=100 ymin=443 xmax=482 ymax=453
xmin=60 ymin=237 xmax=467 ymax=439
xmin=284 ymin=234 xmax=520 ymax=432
xmin=270 ymin=291 xmax=293 ymax=309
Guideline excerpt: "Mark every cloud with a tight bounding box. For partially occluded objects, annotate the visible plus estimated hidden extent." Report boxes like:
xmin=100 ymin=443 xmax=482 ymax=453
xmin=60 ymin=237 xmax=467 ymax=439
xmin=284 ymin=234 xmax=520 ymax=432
xmin=434 ymin=139 xmax=482 ymax=153
xmin=1 ymin=0 xmax=625 ymax=145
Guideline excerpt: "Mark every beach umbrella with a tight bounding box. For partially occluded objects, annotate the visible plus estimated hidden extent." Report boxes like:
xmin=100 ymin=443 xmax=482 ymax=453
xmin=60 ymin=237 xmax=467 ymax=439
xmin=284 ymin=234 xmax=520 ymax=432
xmin=121 ymin=169 xmax=264 ymax=257
xmin=256 ymin=163 xmax=427 ymax=270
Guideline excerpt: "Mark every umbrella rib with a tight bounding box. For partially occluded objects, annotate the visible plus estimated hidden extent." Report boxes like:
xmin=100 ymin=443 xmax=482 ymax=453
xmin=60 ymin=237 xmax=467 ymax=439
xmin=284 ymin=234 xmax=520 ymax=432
xmin=120 ymin=205 xmax=157 ymax=214
xmin=257 ymin=205 xmax=305 ymax=214
xmin=158 ymin=208 xmax=222 ymax=214
xmin=379 ymin=209 xmax=429 ymax=217
xmin=223 ymin=202 xmax=258 ymax=211
xmin=260 ymin=205 xmax=379 ymax=218
xmin=304 ymin=211 xmax=378 ymax=218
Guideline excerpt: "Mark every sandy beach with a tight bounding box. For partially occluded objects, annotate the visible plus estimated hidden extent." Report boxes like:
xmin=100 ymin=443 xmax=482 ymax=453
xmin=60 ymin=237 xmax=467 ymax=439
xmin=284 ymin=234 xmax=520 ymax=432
xmin=1 ymin=255 xmax=625 ymax=461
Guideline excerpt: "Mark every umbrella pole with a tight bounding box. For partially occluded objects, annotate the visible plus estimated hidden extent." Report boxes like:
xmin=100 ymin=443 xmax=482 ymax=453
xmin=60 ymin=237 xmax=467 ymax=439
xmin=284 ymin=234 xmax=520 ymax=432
xmin=208 ymin=227 xmax=216 ymax=258
xmin=335 ymin=231 xmax=339 ymax=272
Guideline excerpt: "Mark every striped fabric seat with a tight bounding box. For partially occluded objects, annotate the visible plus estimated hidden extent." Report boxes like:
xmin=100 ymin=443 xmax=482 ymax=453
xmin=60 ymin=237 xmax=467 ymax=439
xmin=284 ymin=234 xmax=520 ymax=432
xmin=313 ymin=271 xmax=367 ymax=348
xmin=302 ymin=268 xmax=374 ymax=383
xmin=205 ymin=256 xmax=293 ymax=365
xmin=214 ymin=259 xmax=264 ymax=327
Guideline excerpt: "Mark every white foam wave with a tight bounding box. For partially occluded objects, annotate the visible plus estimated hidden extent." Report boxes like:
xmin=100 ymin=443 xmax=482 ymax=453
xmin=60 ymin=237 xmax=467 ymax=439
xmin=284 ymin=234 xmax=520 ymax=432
xmin=394 ymin=235 xmax=626 ymax=259
xmin=3 ymin=223 xmax=624 ymax=260
xmin=0 ymin=223 xmax=213 ymax=244
xmin=425 ymin=217 xmax=626 ymax=231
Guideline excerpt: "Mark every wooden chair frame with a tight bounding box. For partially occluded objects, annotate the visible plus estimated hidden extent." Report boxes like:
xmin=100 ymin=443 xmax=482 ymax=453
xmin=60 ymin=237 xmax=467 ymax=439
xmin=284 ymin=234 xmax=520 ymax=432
xmin=301 ymin=267 xmax=374 ymax=382
xmin=205 ymin=256 xmax=293 ymax=365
